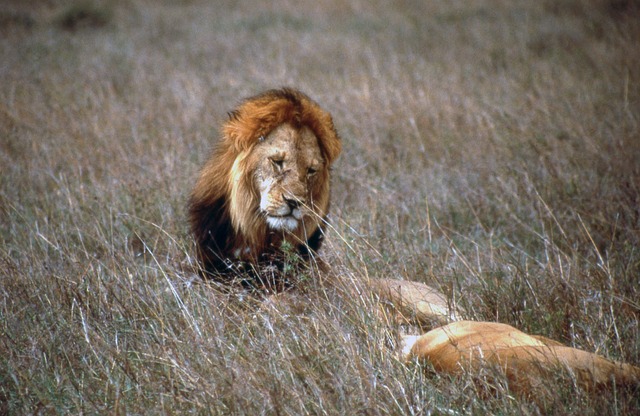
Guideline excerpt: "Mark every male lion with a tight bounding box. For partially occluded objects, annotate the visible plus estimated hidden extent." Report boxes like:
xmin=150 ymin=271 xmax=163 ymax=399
xmin=189 ymin=88 xmax=341 ymax=287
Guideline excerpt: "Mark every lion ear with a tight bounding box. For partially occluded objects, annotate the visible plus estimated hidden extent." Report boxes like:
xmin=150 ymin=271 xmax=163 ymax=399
xmin=316 ymin=115 xmax=342 ymax=165
xmin=301 ymin=106 xmax=342 ymax=165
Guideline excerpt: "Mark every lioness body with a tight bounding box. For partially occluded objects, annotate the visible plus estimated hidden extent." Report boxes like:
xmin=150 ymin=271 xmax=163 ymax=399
xmin=189 ymin=88 xmax=341 ymax=279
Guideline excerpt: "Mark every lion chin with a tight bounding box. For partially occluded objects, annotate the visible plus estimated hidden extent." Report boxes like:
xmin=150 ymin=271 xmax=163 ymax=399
xmin=188 ymin=88 xmax=342 ymax=279
xmin=266 ymin=216 xmax=299 ymax=232
xmin=265 ymin=214 xmax=301 ymax=232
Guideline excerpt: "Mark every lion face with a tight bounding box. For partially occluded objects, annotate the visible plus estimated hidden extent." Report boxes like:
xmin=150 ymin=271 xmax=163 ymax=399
xmin=251 ymin=123 xmax=325 ymax=232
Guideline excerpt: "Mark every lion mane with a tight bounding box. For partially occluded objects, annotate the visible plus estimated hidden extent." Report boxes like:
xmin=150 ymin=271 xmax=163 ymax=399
xmin=189 ymin=88 xmax=342 ymax=280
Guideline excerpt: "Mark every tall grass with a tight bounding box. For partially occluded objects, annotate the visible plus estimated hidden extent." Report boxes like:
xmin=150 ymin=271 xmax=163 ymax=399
xmin=1 ymin=0 xmax=639 ymax=414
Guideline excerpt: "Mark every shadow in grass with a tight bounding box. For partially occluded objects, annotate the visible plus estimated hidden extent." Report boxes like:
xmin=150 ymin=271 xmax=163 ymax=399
xmin=57 ymin=2 xmax=112 ymax=32
xmin=0 ymin=11 xmax=35 ymax=33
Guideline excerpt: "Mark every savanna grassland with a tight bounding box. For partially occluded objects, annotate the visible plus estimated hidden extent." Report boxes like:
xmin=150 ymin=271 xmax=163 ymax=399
xmin=1 ymin=0 xmax=639 ymax=414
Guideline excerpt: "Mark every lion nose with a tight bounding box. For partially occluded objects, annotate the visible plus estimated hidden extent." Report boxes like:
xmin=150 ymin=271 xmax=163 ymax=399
xmin=283 ymin=195 xmax=304 ymax=210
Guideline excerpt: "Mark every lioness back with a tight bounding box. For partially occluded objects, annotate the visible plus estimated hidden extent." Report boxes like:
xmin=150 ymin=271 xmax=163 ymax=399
xmin=189 ymin=88 xmax=341 ymax=285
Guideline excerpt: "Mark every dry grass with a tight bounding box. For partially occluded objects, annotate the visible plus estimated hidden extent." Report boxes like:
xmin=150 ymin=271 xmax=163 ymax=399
xmin=1 ymin=0 xmax=639 ymax=414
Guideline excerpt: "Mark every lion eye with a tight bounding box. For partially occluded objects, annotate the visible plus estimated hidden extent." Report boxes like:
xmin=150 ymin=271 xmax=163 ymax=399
xmin=270 ymin=157 xmax=284 ymax=171
xmin=307 ymin=167 xmax=318 ymax=177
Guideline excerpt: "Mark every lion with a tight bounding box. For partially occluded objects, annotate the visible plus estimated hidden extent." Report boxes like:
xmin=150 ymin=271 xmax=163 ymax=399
xmin=188 ymin=88 xmax=342 ymax=287
xmin=404 ymin=321 xmax=640 ymax=405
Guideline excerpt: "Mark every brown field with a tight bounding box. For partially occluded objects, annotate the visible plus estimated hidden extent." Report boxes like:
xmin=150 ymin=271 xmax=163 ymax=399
xmin=1 ymin=0 xmax=639 ymax=414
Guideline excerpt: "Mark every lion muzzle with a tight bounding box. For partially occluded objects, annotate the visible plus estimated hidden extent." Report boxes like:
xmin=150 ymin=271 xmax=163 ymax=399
xmin=263 ymin=195 xmax=306 ymax=231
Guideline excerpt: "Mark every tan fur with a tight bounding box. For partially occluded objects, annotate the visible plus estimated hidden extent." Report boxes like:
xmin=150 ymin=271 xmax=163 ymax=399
xmin=189 ymin=88 xmax=341 ymax=276
xmin=406 ymin=321 xmax=640 ymax=402
xmin=369 ymin=278 xmax=464 ymax=328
